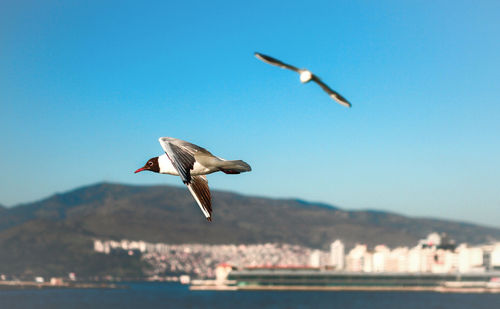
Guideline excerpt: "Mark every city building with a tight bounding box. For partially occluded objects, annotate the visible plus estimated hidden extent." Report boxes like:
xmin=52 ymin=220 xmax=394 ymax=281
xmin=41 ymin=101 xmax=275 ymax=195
xmin=490 ymin=243 xmax=500 ymax=270
xmin=93 ymin=234 xmax=500 ymax=278
xmin=330 ymin=240 xmax=344 ymax=270
xmin=346 ymin=244 xmax=367 ymax=272
xmin=309 ymin=250 xmax=321 ymax=268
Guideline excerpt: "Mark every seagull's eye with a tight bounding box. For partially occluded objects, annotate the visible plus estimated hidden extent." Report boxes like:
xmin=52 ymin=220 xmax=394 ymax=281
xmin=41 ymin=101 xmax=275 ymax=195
xmin=148 ymin=162 xmax=153 ymax=166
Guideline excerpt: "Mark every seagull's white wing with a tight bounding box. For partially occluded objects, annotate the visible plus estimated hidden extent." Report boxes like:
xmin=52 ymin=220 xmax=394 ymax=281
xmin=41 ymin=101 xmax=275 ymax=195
xmin=254 ymin=52 xmax=300 ymax=72
xmin=311 ymin=75 xmax=352 ymax=108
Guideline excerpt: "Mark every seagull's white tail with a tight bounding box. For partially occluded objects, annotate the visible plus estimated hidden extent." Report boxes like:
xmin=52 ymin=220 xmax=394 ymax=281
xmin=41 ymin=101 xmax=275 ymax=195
xmin=217 ymin=160 xmax=252 ymax=174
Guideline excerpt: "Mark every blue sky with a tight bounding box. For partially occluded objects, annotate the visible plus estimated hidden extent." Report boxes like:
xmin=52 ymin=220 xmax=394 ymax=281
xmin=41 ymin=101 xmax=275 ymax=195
xmin=1 ymin=1 xmax=499 ymax=227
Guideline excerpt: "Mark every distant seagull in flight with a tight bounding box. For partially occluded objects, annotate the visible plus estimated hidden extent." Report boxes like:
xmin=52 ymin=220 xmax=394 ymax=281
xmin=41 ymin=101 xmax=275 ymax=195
xmin=254 ymin=52 xmax=351 ymax=108
xmin=134 ymin=137 xmax=251 ymax=221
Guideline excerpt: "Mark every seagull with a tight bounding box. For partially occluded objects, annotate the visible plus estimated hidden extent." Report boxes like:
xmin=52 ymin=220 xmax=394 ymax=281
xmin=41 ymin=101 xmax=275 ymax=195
xmin=254 ymin=52 xmax=352 ymax=108
xmin=134 ymin=137 xmax=251 ymax=221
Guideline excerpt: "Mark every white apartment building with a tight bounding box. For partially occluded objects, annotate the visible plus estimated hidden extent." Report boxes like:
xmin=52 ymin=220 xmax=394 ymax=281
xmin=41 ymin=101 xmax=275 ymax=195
xmin=330 ymin=240 xmax=345 ymax=270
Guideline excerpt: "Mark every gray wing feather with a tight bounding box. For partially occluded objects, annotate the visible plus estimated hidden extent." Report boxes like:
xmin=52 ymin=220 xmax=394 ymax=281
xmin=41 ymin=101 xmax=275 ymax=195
xmin=187 ymin=175 xmax=212 ymax=221
xmin=255 ymin=52 xmax=300 ymax=72
xmin=160 ymin=137 xmax=210 ymax=183
xmin=162 ymin=142 xmax=195 ymax=183
xmin=160 ymin=137 xmax=212 ymax=155
xmin=311 ymin=75 xmax=352 ymax=108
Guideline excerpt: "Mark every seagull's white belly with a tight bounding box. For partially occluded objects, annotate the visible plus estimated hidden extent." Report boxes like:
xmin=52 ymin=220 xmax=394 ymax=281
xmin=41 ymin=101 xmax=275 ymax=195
xmin=300 ymin=70 xmax=312 ymax=83
xmin=191 ymin=161 xmax=217 ymax=175
xmin=158 ymin=154 xmax=216 ymax=176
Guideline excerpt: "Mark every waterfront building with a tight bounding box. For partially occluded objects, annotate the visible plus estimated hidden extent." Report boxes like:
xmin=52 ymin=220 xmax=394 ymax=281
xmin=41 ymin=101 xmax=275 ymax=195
xmin=387 ymin=247 xmax=409 ymax=272
xmin=372 ymin=245 xmax=390 ymax=272
xmin=309 ymin=250 xmax=321 ymax=268
xmin=408 ymin=246 xmax=434 ymax=273
xmin=408 ymin=246 xmax=422 ymax=272
xmin=457 ymin=244 xmax=486 ymax=273
xmin=363 ymin=252 xmax=373 ymax=273
xmin=431 ymin=249 xmax=456 ymax=273
xmin=490 ymin=243 xmax=500 ymax=270
xmin=329 ymin=240 xmax=344 ymax=270
xmin=346 ymin=244 xmax=367 ymax=272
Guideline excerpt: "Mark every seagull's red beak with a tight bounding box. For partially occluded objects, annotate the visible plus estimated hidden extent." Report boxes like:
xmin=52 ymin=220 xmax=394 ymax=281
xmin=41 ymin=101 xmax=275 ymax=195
xmin=134 ymin=167 xmax=146 ymax=173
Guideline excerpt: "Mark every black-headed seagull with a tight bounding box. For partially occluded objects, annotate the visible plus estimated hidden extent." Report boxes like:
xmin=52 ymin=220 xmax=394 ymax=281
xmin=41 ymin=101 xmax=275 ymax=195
xmin=254 ymin=52 xmax=352 ymax=108
xmin=135 ymin=137 xmax=251 ymax=221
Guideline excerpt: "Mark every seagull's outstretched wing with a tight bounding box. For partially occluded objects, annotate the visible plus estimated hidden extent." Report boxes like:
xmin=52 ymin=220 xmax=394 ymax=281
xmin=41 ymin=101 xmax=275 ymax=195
xmin=187 ymin=175 xmax=212 ymax=221
xmin=158 ymin=137 xmax=211 ymax=184
xmin=158 ymin=137 xmax=213 ymax=221
xmin=254 ymin=52 xmax=300 ymax=72
xmin=311 ymin=75 xmax=352 ymax=108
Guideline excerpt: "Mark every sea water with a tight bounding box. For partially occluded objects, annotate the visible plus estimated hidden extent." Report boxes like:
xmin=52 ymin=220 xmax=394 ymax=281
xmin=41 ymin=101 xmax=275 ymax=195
xmin=0 ymin=282 xmax=499 ymax=309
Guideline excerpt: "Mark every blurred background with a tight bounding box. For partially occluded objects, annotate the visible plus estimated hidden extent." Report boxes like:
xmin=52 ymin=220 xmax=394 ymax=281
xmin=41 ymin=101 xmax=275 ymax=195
xmin=0 ymin=1 xmax=499 ymax=308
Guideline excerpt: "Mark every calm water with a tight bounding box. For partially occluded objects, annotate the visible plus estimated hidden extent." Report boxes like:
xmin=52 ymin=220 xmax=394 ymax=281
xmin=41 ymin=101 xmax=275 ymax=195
xmin=0 ymin=282 xmax=499 ymax=309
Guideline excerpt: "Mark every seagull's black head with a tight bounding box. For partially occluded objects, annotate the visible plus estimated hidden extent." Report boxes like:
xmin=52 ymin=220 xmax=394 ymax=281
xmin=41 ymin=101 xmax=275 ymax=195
xmin=134 ymin=157 xmax=160 ymax=174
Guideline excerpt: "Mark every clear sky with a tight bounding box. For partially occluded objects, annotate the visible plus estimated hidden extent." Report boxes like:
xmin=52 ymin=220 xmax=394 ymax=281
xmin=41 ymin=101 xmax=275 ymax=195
xmin=1 ymin=1 xmax=499 ymax=227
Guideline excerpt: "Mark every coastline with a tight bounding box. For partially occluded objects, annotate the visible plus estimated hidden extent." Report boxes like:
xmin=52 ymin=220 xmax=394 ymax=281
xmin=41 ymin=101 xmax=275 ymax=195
xmin=189 ymin=284 xmax=500 ymax=294
xmin=1 ymin=280 xmax=499 ymax=294
xmin=0 ymin=281 xmax=123 ymax=290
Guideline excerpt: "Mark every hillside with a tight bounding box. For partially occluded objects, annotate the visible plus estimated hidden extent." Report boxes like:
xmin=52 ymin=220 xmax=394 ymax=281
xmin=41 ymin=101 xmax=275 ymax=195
xmin=0 ymin=182 xmax=499 ymax=277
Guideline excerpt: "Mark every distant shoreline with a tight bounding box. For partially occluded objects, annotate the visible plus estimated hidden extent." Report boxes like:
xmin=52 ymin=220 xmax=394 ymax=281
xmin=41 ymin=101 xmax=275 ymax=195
xmin=2 ymin=280 xmax=499 ymax=294
xmin=190 ymin=285 xmax=500 ymax=294
xmin=0 ymin=281 xmax=123 ymax=290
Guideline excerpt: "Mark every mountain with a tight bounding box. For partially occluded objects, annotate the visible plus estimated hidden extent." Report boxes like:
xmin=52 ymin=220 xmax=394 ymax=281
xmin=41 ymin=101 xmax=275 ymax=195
xmin=0 ymin=182 xmax=499 ymax=278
